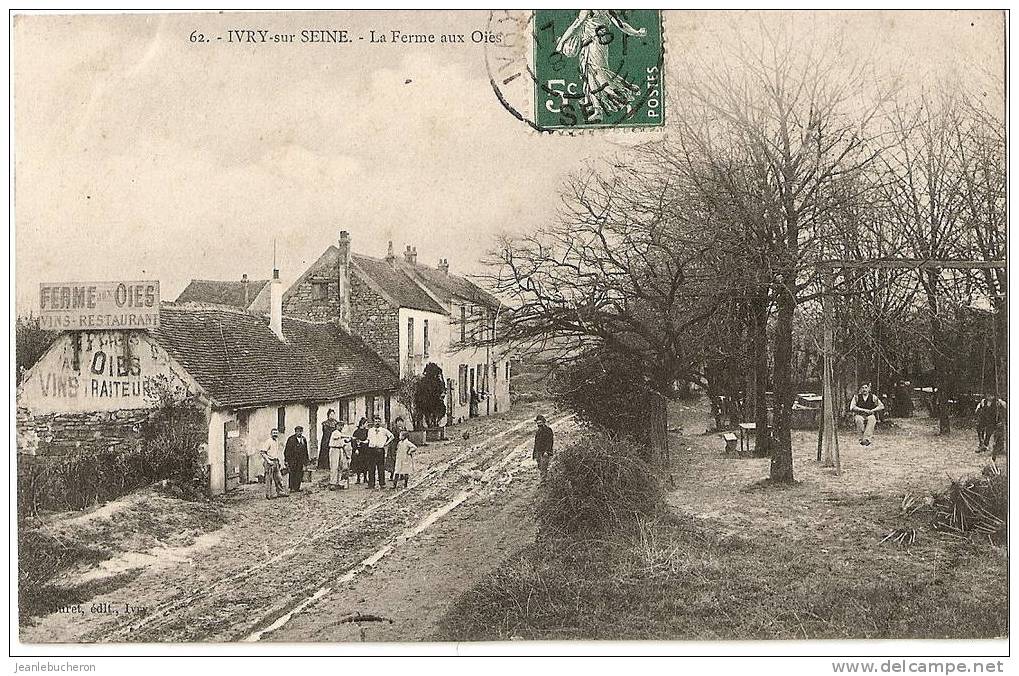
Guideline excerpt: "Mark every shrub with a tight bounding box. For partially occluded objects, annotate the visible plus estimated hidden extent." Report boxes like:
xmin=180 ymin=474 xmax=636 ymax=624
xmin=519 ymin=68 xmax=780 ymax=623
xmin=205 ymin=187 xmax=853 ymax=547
xmin=537 ymin=433 xmax=666 ymax=539
xmin=416 ymin=362 xmax=447 ymax=428
xmin=17 ymin=380 xmax=208 ymax=518
xmin=930 ymin=465 xmax=1007 ymax=544
xmin=16 ymin=315 xmax=57 ymax=384
xmin=548 ymin=351 xmax=666 ymax=462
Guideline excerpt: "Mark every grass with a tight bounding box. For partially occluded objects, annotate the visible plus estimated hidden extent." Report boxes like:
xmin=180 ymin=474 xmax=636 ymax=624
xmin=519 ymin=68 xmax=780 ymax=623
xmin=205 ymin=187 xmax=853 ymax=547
xmin=436 ymin=400 xmax=1008 ymax=641
xmin=437 ymin=509 xmax=1006 ymax=641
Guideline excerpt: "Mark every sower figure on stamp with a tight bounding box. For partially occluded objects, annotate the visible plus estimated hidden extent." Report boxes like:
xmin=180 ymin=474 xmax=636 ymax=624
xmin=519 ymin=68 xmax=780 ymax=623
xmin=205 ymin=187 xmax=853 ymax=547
xmin=975 ymin=394 xmax=1007 ymax=459
xmin=554 ymin=10 xmax=647 ymax=121
xmin=849 ymin=384 xmax=885 ymax=447
xmin=533 ymin=415 xmax=554 ymax=481
xmin=284 ymin=426 xmax=310 ymax=492
xmin=260 ymin=428 xmax=288 ymax=499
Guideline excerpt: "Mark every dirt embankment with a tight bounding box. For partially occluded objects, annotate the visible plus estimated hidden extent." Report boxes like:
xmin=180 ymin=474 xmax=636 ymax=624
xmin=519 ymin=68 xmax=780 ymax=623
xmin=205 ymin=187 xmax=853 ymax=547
xmin=21 ymin=403 xmax=566 ymax=643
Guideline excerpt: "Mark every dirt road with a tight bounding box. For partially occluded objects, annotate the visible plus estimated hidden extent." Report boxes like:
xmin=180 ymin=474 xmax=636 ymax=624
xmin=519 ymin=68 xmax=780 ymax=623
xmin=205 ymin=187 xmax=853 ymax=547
xmin=22 ymin=405 xmax=569 ymax=643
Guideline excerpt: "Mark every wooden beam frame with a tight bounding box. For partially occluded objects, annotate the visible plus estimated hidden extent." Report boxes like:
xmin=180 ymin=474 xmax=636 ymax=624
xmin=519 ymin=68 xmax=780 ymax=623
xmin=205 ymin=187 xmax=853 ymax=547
xmin=817 ymin=258 xmax=1006 ymax=474
xmin=818 ymin=259 xmax=1006 ymax=270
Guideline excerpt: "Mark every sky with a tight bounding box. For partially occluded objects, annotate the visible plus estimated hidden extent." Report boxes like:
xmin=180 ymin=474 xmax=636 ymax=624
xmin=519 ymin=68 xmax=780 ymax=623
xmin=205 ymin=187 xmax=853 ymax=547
xmin=12 ymin=10 xmax=1004 ymax=312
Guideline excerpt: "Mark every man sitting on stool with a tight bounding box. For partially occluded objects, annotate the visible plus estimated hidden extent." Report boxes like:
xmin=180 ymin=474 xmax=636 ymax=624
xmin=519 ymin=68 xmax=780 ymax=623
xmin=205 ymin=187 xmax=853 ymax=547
xmin=849 ymin=383 xmax=885 ymax=447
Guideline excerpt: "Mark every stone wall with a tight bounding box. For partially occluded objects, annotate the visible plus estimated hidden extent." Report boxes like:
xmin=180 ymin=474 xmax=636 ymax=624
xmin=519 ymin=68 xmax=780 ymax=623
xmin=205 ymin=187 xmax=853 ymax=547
xmin=282 ymin=252 xmax=342 ymax=323
xmin=349 ymin=276 xmax=400 ymax=370
xmin=16 ymin=406 xmax=152 ymax=457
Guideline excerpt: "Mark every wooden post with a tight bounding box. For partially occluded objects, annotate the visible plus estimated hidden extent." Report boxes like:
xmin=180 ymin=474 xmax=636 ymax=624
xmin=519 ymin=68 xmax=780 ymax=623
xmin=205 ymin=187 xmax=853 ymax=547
xmin=820 ymin=266 xmax=840 ymax=474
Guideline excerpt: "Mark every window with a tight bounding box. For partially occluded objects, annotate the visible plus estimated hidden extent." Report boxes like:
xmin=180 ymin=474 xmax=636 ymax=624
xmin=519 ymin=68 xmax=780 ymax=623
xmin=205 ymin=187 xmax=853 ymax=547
xmin=365 ymin=395 xmax=375 ymax=421
xmin=460 ymin=306 xmax=466 ymax=342
xmin=277 ymin=406 xmax=286 ymax=434
xmin=459 ymin=365 xmax=468 ymax=404
xmin=407 ymin=317 xmax=415 ymax=355
xmin=423 ymin=319 xmax=429 ymax=358
xmin=311 ymin=282 xmax=329 ymax=300
xmin=384 ymin=396 xmax=391 ymax=425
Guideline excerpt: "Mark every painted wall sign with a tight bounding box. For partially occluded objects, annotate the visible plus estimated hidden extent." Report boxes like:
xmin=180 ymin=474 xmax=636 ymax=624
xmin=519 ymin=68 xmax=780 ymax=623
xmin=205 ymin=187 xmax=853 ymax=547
xmin=19 ymin=330 xmax=196 ymax=414
xmin=38 ymin=281 xmax=160 ymax=330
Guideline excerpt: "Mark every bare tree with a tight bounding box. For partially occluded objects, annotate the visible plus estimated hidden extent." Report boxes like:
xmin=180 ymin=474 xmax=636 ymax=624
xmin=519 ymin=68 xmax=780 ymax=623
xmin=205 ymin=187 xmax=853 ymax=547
xmin=955 ymin=96 xmax=1006 ymax=394
xmin=483 ymin=161 xmax=735 ymax=466
xmin=878 ymin=91 xmax=974 ymax=433
xmin=665 ymin=19 xmax=889 ymax=481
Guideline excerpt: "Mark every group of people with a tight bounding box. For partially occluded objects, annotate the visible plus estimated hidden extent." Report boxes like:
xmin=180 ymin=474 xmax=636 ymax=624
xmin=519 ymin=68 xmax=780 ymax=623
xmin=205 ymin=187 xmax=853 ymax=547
xmin=848 ymin=382 xmax=1007 ymax=459
xmin=257 ymin=411 xmax=418 ymax=499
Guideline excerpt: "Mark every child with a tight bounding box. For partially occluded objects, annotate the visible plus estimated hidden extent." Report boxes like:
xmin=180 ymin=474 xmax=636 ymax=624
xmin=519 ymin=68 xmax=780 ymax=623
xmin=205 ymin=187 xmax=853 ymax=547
xmin=392 ymin=431 xmax=417 ymax=489
xmin=328 ymin=419 xmax=355 ymax=490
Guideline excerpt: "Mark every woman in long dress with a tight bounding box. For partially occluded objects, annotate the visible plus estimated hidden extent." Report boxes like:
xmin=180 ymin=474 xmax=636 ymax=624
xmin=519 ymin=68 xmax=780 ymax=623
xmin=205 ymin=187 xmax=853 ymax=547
xmin=318 ymin=409 xmax=338 ymax=470
xmin=554 ymin=10 xmax=648 ymax=122
xmin=351 ymin=417 xmax=369 ymax=484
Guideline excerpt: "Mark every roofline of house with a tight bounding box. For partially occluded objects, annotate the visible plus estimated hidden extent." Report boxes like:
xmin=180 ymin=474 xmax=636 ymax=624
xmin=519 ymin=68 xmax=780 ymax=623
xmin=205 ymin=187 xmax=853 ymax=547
xmin=216 ymin=387 xmax=398 ymax=412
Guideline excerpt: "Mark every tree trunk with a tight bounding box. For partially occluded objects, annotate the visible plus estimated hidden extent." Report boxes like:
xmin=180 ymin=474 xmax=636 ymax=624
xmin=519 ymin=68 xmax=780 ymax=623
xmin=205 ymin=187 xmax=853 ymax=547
xmin=770 ymin=277 xmax=796 ymax=482
xmin=751 ymin=292 xmax=771 ymax=456
xmin=648 ymin=393 xmax=670 ymax=468
xmin=994 ymin=294 xmax=1007 ymax=396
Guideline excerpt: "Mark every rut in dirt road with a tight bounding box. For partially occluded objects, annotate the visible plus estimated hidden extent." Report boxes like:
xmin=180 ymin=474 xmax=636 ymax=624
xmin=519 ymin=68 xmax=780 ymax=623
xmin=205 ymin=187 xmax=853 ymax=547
xmin=87 ymin=414 xmax=571 ymax=643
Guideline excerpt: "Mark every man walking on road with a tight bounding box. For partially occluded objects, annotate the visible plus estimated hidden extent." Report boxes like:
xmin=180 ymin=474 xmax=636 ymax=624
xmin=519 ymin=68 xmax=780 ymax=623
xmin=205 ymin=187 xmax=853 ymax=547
xmin=284 ymin=426 xmax=310 ymax=492
xmin=366 ymin=417 xmax=395 ymax=489
xmin=533 ymin=415 xmax=554 ymax=481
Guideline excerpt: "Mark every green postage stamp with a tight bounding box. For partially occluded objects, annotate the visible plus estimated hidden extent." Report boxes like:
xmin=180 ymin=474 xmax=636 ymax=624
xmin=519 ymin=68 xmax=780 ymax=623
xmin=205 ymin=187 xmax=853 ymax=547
xmin=533 ymin=10 xmax=664 ymax=130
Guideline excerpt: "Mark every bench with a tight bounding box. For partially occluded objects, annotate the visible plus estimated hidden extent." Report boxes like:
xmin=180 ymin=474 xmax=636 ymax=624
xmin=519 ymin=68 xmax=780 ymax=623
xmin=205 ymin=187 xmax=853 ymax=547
xmin=720 ymin=432 xmax=738 ymax=454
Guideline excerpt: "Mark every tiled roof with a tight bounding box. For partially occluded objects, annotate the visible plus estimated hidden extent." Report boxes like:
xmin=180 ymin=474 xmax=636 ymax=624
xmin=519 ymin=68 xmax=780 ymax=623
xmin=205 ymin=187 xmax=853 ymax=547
xmin=352 ymin=254 xmax=447 ymax=314
xmin=407 ymin=265 xmax=501 ymax=309
xmin=175 ymin=279 xmax=269 ymax=309
xmin=150 ymin=305 xmax=397 ymax=408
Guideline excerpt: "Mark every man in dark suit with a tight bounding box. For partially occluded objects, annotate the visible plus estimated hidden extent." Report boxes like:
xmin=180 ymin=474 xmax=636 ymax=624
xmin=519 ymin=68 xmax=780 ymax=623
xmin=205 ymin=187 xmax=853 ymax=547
xmin=284 ymin=426 xmax=310 ymax=492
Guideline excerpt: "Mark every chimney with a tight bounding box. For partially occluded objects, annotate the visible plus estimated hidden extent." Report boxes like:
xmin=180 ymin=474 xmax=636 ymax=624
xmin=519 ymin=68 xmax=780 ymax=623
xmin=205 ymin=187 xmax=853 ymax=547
xmin=336 ymin=230 xmax=351 ymax=331
xmin=438 ymin=258 xmax=449 ymax=275
xmin=241 ymin=273 xmax=250 ymax=307
xmin=385 ymin=240 xmax=397 ymax=268
xmin=403 ymin=245 xmax=417 ymax=266
xmin=270 ymin=268 xmax=284 ymax=341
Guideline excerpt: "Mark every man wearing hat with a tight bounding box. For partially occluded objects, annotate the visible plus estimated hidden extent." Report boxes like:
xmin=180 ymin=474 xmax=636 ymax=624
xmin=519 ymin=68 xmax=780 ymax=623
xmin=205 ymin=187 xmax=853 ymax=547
xmin=533 ymin=415 xmax=554 ymax=481
xmin=284 ymin=425 xmax=311 ymax=492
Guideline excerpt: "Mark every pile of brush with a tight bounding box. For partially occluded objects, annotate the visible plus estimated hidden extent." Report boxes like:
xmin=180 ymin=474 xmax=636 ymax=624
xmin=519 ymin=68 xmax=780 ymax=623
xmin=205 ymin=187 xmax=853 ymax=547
xmin=898 ymin=464 xmax=1007 ymax=546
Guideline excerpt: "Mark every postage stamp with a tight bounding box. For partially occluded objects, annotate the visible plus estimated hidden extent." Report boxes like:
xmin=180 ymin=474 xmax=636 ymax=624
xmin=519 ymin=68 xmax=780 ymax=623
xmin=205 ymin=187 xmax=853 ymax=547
xmin=532 ymin=10 xmax=664 ymax=130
